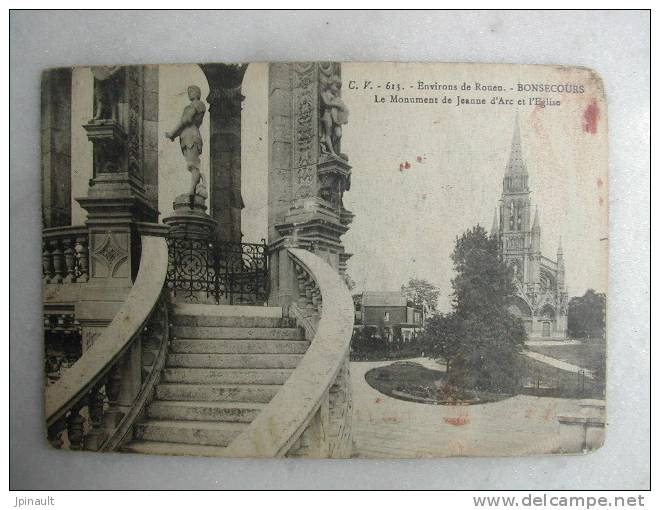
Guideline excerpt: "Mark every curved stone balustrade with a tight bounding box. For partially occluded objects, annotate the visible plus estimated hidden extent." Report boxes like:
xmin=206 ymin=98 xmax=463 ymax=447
xmin=45 ymin=236 xmax=169 ymax=451
xmin=225 ymin=247 xmax=354 ymax=458
xmin=43 ymin=226 xmax=89 ymax=284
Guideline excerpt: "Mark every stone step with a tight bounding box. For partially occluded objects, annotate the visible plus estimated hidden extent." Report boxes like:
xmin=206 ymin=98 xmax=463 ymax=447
xmin=156 ymin=383 xmax=280 ymax=403
xmin=171 ymin=326 xmax=303 ymax=340
xmin=172 ymin=314 xmax=294 ymax=328
xmin=135 ymin=419 xmax=248 ymax=447
xmin=172 ymin=303 xmax=283 ymax=319
xmin=163 ymin=368 xmax=294 ymax=385
xmin=171 ymin=339 xmax=310 ymax=354
xmin=122 ymin=440 xmax=230 ymax=457
xmin=166 ymin=353 xmax=304 ymax=369
xmin=147 ymin=400 xmax=265 ymax=422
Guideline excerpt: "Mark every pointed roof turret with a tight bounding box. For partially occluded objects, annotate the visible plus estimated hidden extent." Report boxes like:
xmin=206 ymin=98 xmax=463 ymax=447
xmin=531 ymin=206 xmax=541 ymax=252
xmin=557 ymin=236 xmax=564 ymax=257
xmin=506 ymin=113 xmax=528 ymax=176
xmin=532 ymin=206 xmax=540 ymax=232
xmin=491 ymin=209 xmax=499 ymax=236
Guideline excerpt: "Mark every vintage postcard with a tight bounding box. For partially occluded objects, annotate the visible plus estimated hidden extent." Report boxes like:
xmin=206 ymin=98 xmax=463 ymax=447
xmin=42 ymin=62 xmax=607 ymax=458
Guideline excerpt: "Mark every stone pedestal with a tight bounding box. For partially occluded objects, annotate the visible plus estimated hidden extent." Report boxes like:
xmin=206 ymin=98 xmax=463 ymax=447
xmin=75 ymin=179 xmax=155 ymax=349
xmin=267 ymin=63 xmax=354 ymax=309
xmin=162 ymin=194 xmax=218 ymax=239
xmin=74 ymin=66 xmax=159 ymax=350
xmin=75 ymin=174 xmax=157 ymax=350
xmin=162 ymin=195 xmax=219 ymax=305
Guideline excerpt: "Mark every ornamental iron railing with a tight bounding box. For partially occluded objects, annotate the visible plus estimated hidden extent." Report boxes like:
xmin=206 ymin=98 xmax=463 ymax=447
xmin=165 ymin=227 xmax=268 ymax=305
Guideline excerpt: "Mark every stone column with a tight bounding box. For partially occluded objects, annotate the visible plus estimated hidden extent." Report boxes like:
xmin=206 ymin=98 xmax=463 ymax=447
xmin=267 ymin=63 xmax=354 ymax=308
xmin=75 ymin=66 xmax=159 ymax=350
xmin=200 ymin=63 xmax=247 ymax=243
xmin=142 ymin=65 xmax=159 ymax=213
xmin=41 ymin=68 xmax=72 ymax=228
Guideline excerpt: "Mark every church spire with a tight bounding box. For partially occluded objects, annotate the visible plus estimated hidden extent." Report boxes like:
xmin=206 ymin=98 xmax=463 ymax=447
xmin=506 ymin=113 xmax=528 ymax=176
xmin=503 ymin=113 xmax=529 ymax=194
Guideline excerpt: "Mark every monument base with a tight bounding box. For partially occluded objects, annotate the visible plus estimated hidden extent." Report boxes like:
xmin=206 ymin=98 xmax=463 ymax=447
xmin=163 ymin=194 xmax=218 ymax=239
xmin=162 ymin=194 xmax=221 ymax=306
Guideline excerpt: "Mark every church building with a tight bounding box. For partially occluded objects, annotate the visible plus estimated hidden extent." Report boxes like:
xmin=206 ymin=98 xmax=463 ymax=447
xmin=491 ymin=118 xmax=568 ymax=340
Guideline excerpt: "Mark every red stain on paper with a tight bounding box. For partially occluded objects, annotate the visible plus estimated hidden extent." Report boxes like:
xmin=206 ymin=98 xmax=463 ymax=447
xmin=543 ymin=406 xmax=555 ymax=421
xmin=583 ymin=100 xmax=600 ymax=134
xmin=599 ymin=197 xmax=605 ymax=206
xmin=399 ymin=155 xmax=426 ymax=172
xmin=443 ymin=416 xmax=470 ymax=426
xmin=597 ymin=177 xmax=604 ymax=188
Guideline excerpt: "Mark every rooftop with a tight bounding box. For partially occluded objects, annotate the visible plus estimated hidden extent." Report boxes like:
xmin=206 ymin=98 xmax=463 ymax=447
xmin=361 ymin=291 xmax=408 ymax=307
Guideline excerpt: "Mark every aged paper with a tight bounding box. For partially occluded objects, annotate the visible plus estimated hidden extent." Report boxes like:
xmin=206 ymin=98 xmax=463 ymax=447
xmin=42 ymin=62 xmax=607 ymax=458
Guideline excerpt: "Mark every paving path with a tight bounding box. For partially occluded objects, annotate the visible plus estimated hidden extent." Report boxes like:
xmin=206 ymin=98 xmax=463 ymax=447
xmin=350 ymin=359 xmax=584 ymax=458
xmin=526 ymin=339 xmax=582 ymax=347
xmin=402 ymin=356 xmax=447 ymax=371
xmin=523 ymin=351 xmax=594 ymax=379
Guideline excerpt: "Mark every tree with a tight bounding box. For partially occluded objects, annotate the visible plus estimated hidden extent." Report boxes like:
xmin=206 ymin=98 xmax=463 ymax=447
xmin=427 ymin=225 xmax=526 ymax=393
xmin=567 ymin=289 xmax=606 ymax=339
xmin=421 ymin=312 xmax=461 ymax=371
xmin=401 ymin=278 xmax=440 ymax=312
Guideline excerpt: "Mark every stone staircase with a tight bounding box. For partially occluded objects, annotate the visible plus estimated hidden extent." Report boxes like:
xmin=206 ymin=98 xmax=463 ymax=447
xmin=123 ymin=303 xmax=308 ymax=456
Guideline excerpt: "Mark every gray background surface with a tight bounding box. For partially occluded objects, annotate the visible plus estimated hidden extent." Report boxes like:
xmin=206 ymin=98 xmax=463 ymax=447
xmin=10 ymin=10 xmax=650 ymax=490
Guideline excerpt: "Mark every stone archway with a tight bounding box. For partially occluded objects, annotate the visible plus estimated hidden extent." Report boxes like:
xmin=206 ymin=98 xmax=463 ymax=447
xmin=539 ymin=303 xmax=556 ymax=337
xmin=540 ymin=269 xmax=556 ymax=291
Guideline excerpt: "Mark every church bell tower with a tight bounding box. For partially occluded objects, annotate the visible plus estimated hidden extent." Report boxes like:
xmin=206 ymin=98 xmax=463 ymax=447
xmin=492 ymin=115 xmax=568 ymax=340
xmin=499 ymin=115 xmax=532 ymax=281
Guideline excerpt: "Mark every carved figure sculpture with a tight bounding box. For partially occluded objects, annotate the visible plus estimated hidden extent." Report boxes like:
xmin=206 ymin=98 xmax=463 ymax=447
xmin=320 ymin=74 xmax=349 ymax=160
xmin=91 ymin=66 xmax=123 ymax=122
xmin=165 ymin=86 xmax=207 ymax=208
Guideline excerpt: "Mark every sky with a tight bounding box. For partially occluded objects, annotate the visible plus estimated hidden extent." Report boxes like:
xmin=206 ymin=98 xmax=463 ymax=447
xmin=339 ymin=63 xmax=608 ymax=311
xmin=71 ymin=63 xmax=608 ymax=312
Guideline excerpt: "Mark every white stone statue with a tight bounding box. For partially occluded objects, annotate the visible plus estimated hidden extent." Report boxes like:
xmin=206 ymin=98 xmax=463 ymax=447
xmin=165 ymin=85 xmax=208 ymax=208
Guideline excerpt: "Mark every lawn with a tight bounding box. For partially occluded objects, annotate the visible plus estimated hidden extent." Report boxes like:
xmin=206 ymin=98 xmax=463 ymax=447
xmin=526 ymin=338 xmax=607 ymax=381
xmin=365 ymin=361 xmax=511 ymax=405
xmin=364 ymin=349 xmax=606 ymax=405
xmin=518 ymin=346 xmax=606 ymax=400
xmin=363 ymin=337 xmax=607 ymax=404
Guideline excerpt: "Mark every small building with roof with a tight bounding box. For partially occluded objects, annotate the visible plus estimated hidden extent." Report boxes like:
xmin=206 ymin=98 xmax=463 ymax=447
xmin=353 ymin=291 xmax=424 ymax=342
